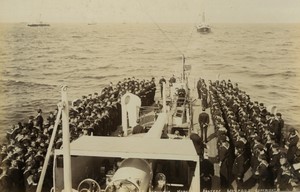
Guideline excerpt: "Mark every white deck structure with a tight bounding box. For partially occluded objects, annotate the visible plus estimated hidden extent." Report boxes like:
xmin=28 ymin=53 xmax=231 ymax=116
xmin=54 ymin=136 xmax=200 ymax=191
xmin=55 ymin=136 xmax=199 ymax=161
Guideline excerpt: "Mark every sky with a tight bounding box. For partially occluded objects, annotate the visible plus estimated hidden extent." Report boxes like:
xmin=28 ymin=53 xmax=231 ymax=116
xmin=1 ymin=0 xmax=300 ymax=23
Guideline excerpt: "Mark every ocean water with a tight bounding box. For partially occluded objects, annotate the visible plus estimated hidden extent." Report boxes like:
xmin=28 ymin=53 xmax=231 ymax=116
xmin=0 ymin=23 xmax=299 ymax=142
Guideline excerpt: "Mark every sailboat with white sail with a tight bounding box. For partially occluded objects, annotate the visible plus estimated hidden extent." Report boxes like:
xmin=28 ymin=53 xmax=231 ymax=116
xmin=196 ymin=12 xmax=211 ymax=34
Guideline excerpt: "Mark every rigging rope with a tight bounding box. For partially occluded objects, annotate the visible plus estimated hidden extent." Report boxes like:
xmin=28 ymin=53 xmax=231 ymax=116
xmin=136 ymin=0 xmax=184 ymax=56
xmin=136 ymin=0 xmax=202 ymax=62
xmin=183 ymin=23 xmax=196 ymax=54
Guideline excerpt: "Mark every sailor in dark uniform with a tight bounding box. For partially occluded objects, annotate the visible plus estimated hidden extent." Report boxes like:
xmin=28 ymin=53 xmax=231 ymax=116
xmin=252 ymin=101 xmax=260 ymax=115
xmin=8 ymin=159 xmax=25 ymax=192
xmin=268 ymin=114 xmax=280 ymax=143
xmin=153 ymin=173 xmax=167 ymax=192
xmin=254 ymin=154 xmax=271 ymax=190
xmin=115 ymin=100 xmax=122 ymax=126
xmin=24 ymin=169 xmax=39 ymax=192
xmin=276 ymin=113 xmax=284 ymax=145
xmin=198 ymin=108 xmax=210 ymax=143
xmin=177 ymin=85 xmax=186 ymax=106
xmin=0 ymin=145 xmax=7 ymax=163
xmin=178 ymin=85 xmax=186 ymax=98
xmin=0 ymin=166 xmax=12 ymax=192
xmin=95 ymin=116 xmax=104 ymax=136
xmin=159 ymin=76 xmax=166 ymax=98
xmin=276 ymin=153 xmax=293 ymax=191
xmin=132 ymin=119 xmax=144 ymax=134
xmin=287 ymin=128 xmax=299 ymax=164
xmin=101 ymin=110 xmax=110 ymax=136
xmin=28 ymin=116 xmax=34 ymax=130
xmin=190 ymin=132 xmax=206 ymax=159
xmin=139 ymin=87 xmax=146 ymax=106
xmin=105 ymin=102 xmax=116 ymax=132
xmin=16 ymin=155 xmax=25 ymax=171
xmin=47 ymin=112 xmax=56 ymax=125
xmin=151 ymin=78 xmax=157 ymax=103
xmin=269 ymin=143 xmax=281 ymax=185
xmin=6 ymin=125 xmax=18 ymax=141
xmin=144 ymin=82 xmax=151 ymax=105
xmin=232 ymin=146 xmax=245 ymax=190
xmin=201 ymin=85 xmax=208 ymax=109
xmin=55 ymin=137 xmax=63 ymax=149
xmin=169 ymin=74 xmax=176 ymax=87
xmin=227 ymin=79 xmax=233 ymax=89
xmin=35 ymin=109 xmax=44 ymax=130
xmin=218 ymin=135 xmax=233 ymax=190
xmin=197 ymin=78 xmax=202 ymax=99
xmin=1 ymin=151 xmax=12 ymax=168
xmin=200 ymin=153 xmax=214 ymax=191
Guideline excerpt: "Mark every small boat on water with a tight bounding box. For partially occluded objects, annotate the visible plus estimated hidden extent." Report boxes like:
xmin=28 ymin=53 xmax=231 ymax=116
xmin=27 ymin=13 xmax=50 ymax=27
xmin=27 ymin=23 xmax=50 ymax=27
xmin=196 ymin=12 xmax=211 ymax=34
xmin=196 ymin=24 xmax=211 ymax=34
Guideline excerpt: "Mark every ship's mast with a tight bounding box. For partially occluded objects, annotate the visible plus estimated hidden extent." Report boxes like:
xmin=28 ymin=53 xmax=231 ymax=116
xmin=61 ymin=86 xmax=73 ymax=191
xmin=37 ymin=104 xmax=63 ymax=192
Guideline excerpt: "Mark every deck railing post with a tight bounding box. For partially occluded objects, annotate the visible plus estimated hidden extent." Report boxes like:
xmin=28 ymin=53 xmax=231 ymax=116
xmin=61 ymin=85 xmax=73 ymax=192
xmin=36 ymin=104 xmax=63 ymax=192
xmin=163 ymin=82 xmax=166 ymax=113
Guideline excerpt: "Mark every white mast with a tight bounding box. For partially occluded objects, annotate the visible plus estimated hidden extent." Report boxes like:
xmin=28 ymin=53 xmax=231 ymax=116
xmin=61 ymin=86 xmax=73 ymax=192
xmin=36 ymin=105 xmax=63 ymax=192
xmin=202 ymin=12 xmax=206 ymax=24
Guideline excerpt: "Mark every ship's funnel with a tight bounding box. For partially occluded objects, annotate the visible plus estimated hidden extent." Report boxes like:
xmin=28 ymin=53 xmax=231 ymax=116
xmin=105 ymin=158 xmax=152 ymax=192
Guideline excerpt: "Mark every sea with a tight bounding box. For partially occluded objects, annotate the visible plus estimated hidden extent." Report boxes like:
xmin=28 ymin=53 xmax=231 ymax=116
xmin=0 ymin=23 xmax=299 ymax=143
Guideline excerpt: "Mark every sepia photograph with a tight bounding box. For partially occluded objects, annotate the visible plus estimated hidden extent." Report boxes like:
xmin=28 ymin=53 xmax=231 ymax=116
xmin=0 ymin=0 xmax=300 ymax=191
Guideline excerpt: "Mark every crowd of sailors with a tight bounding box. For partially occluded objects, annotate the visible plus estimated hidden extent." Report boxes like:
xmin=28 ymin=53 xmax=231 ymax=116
xmin=0 ymin=77 xmax=156 ymax=192
xmin=197 ymin=78 xmax=300 ymax=191
xmin=1 ymin=74 xmax=299 ymax=192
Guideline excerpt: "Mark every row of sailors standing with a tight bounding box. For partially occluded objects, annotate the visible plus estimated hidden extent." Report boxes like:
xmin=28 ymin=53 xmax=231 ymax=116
xmin=0 ymin=109 xmax=56 ymax=192
xmin=197 ymin=78 xmax=300 ymax=191
xmin=158 ymin=74 xmax=176 ymax=98
xmin=69 ymin=77 xmax=156 ymax=140
xmin=0 ymin=77 xmax=157 ymax=192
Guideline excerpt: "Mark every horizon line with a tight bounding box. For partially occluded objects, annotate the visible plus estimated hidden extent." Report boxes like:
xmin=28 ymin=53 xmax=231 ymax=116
xmin=1 ymin=21 xmax=300 ymax=24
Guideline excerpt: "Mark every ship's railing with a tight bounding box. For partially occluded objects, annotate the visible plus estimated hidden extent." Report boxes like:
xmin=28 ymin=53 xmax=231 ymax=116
xmin=134 ymin=106 xmax=166 ymax=134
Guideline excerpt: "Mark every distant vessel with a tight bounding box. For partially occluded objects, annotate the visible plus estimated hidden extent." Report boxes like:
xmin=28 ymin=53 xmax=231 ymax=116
xmin=27 ymin=14 xmax=50 ymax=27
xmin=196 ymin=12 xmax=211 ymax=34
xmin=27 ymin=22 xmax=50 ymax=27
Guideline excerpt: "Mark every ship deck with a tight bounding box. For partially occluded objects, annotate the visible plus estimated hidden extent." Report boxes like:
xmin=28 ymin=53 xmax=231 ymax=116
xmin=110 ymin=85 xmax=259 ymax=190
